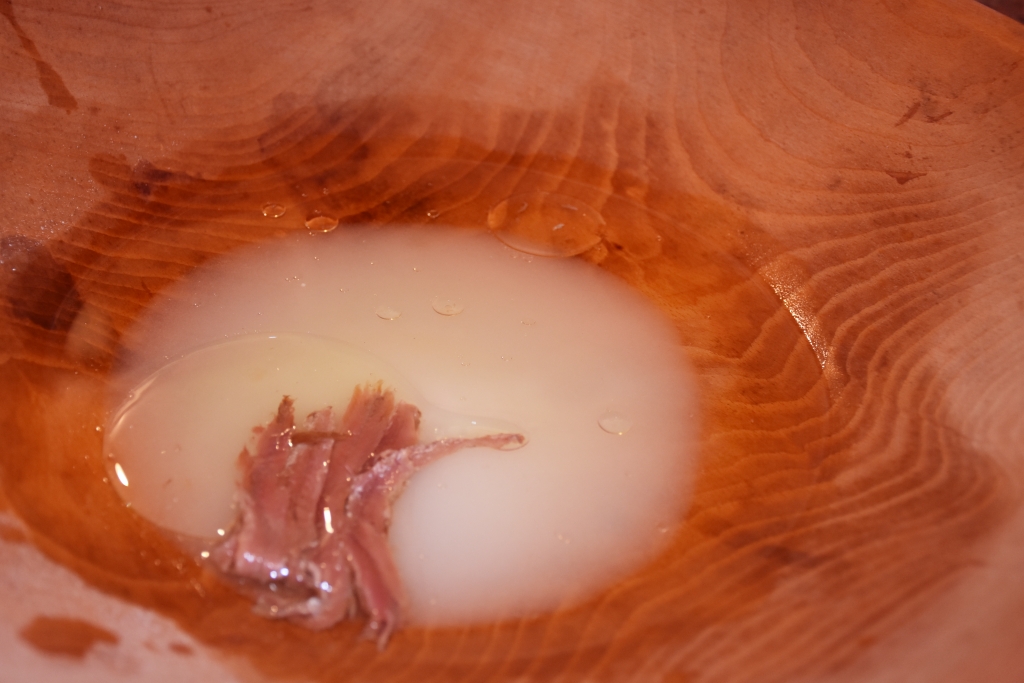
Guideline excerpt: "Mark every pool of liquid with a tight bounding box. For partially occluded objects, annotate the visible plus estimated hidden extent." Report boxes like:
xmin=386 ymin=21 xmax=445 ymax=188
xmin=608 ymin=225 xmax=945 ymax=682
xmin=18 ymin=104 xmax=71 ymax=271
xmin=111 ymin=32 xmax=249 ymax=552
xmin=105 ymin=225 xmax=698 ymax=626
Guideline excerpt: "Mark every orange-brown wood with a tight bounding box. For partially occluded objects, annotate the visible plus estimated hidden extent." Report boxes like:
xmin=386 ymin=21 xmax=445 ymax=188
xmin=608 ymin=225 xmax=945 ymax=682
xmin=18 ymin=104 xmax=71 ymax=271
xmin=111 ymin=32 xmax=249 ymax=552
xmin=2 ymin=0 xmax=1024 ymax=681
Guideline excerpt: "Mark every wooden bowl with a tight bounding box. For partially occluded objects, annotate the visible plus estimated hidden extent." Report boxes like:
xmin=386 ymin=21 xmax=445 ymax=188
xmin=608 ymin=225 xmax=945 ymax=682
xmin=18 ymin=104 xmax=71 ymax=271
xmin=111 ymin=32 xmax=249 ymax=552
xmin=2 ymin=1 xmax=1023 ymax=681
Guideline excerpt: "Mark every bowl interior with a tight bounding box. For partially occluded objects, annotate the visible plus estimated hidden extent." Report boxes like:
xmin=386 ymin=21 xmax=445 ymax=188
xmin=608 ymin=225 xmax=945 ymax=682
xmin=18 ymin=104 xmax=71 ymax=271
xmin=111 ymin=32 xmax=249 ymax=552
xmin=3 ymin=1 xmax=1024 ymax=681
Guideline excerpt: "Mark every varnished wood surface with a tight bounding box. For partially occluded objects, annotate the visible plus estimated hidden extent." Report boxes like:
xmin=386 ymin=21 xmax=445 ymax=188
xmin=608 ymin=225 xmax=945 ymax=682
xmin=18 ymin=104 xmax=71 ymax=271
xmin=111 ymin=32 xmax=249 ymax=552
xmin=2 ymin=1 xmax=1024 ymax=681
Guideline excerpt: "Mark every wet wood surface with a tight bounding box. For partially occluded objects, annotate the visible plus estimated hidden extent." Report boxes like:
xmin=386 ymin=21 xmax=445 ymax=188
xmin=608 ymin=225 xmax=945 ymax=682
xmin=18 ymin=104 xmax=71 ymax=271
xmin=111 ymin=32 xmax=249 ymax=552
xmin=2 ymin=0 xmax=1024 ymax=681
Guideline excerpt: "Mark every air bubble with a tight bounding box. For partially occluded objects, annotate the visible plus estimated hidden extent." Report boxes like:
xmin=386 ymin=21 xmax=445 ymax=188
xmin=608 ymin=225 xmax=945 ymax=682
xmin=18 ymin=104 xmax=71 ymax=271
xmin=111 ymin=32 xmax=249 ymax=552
xmin=426 ymin=209 xmax=440 ymax=219
xmin=431 ymin=297 xmax=465 ymax=316
xmin=261 ymin=203 xmax=286 ymax=219
xmin=598 ymin=411 xmax=633 ymax=435
xmin=375 ymin=306 xmax=401 ymax=320
xmin=487 ymin=192 xmax=604 ymax=258
xmin=305 ymin=214 xmax=339 ymax=233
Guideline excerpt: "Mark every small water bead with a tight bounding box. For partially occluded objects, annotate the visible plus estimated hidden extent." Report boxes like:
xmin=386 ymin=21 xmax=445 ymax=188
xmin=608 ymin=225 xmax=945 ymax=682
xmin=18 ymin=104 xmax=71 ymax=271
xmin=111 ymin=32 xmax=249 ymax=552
xmin=487 ymin=192 xmax=604 ymax=258
xmin=598 ymin=411 xmax=634 ymax=435
xmin=431 ymin=296 xmax=465 ymax=316
xmin=261 ymin=203 xmax=286 ymax=219
xmin=376 ymin=305 xmax=402 ymax=320
xmin=426 ymin=209 xmax=440 ymax=219
xmin=305 ymin=214 xmax=339 ymax=233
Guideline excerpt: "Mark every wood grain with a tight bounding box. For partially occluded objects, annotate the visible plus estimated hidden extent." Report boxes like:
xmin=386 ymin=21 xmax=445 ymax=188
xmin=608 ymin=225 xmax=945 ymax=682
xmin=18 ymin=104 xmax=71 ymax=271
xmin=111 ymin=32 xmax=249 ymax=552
xmin=2 ymin=1 xmax=1023 ymax=682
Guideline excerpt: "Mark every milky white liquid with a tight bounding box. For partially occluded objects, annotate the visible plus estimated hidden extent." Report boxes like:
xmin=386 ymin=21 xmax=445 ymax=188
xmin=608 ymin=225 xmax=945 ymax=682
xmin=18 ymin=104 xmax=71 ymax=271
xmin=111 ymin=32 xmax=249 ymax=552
xmin=105 ymin=226 xmax=698 ymax=625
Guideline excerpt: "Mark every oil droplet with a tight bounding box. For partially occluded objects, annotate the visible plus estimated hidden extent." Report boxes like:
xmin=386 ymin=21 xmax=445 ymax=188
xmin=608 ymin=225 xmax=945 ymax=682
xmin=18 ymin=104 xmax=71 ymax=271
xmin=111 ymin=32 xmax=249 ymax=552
xmin=376 ymin=305 xmax=401 ymax=320
xmin=261 ymin=203 xmax=286 ymax=219
xmin=487 ymin=192 xmax=604 ymax=258
xmin=598 ymin=411 xmax=633 ymax=435
xmin=431 ymin=296 xmax=465 ymax=316
xmin=305 ymin=213 xmax=339 ymax=233
xmin=426 ymin=209 xmax=440 ymax=219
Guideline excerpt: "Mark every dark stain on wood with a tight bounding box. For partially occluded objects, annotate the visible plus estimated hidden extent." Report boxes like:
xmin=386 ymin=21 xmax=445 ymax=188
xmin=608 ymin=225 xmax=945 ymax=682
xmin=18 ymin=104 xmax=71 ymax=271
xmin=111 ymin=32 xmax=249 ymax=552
xmin=979 ymin=0 xmax=1024 ymax=23
xmin=885 ymin=170 xmax=928 ymax=185
xmin=0 ymin=0 xmax=77 ymax=112
xmin=895 ymin=100 xmax=921 ymax=127
xmin=19 ymin=616 xmax=119 ymax=658
xmin=925 ymin=110 xmax=954 ymax=123
xmin=1 ymin=236 xmax=82 ymax=332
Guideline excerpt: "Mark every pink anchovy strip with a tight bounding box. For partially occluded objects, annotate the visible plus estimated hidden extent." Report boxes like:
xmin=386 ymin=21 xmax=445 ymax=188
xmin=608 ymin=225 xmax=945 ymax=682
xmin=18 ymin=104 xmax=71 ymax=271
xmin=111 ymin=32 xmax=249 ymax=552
xmin=210 ymin=384 xmax=523 ymax=648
